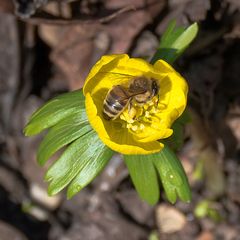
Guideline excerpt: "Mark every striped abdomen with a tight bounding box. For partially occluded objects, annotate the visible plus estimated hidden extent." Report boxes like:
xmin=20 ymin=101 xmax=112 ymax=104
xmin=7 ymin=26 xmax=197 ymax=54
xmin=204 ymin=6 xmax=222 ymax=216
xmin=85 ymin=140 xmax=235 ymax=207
xmin=103 ymin=85 xmax=130 ymax=120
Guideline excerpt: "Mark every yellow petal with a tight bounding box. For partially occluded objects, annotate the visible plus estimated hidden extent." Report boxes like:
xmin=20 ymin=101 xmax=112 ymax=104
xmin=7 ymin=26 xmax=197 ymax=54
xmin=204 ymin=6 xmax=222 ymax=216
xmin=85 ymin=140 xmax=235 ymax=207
xmin=159 ymin=74 xmax=188 ymax=118
xmin=83 ymin=54 xmax=129 ymax=95
xmin=153 ymin=59 xmax=177 ymax=74
xmin=153 ymin=60 xmax=188 ymax=121
xmin=103 ymin=129 xmax=164 ymax=155
xmin=134 ymin=127 xmax=173 ymax=143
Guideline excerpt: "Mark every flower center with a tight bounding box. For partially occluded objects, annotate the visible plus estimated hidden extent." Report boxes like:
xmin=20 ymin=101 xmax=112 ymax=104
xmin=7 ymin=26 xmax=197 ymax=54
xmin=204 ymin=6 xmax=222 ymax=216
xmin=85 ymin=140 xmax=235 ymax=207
xmin=119 ymin=95 xmax=163 ymax=133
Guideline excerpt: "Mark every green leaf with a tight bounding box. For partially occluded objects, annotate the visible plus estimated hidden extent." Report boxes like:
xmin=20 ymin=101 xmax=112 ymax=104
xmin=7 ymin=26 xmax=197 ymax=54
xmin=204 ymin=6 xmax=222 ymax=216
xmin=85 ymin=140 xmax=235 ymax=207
xmin=67 ymin=145 xmax=114 ymax=198
xmin=152 ymin=145 xmax=191 ymax=203
xmin=194 ymin=200 xmax=222 ymax=222
xmin=37 ymin=110 xmax=92 ymax=166
xmin=149 ymin=231 xmax=159 ymax=240
xmin=124 ymin=155 xmax=160 ymax=205
xmin=45 ymin=130 xmax=112 ymax=196
xmin=194 ymin=200 xmax=209 ymax=218
xmin=24 ymin=90 xmax=85 ymax=136
xmin=151 ymin=21 xmax=198 ymax=64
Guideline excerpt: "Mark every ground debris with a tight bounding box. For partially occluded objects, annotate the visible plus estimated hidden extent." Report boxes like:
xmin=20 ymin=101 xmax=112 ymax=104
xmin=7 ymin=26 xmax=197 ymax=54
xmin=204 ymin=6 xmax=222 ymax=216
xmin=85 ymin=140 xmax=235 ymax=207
xmin=0 ymin=221 xmax=28 ymax=240
xmin=116 ymin=189 xmax=155 ymax=226
xmin=14 ymin=0 xmax=49 ymax=18
xmin=0 ymin=0 xmax=240 ymax=239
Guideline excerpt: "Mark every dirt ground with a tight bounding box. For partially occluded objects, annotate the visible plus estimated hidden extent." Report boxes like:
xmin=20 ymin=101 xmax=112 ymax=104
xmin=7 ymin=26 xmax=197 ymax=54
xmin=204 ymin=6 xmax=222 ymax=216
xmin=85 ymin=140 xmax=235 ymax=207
xmin=0 ymin=0 xmax=240 ymax=239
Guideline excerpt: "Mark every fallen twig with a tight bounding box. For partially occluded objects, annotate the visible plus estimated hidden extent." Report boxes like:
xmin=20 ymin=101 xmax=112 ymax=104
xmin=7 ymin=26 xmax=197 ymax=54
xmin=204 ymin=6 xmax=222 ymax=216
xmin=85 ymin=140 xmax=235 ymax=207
xmin=21 ymin=5 xmax=136 ymax=25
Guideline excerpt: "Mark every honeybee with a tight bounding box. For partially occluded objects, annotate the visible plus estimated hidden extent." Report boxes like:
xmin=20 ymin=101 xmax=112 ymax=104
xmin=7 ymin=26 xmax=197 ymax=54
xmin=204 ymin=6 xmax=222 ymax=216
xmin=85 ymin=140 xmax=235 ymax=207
xmin=103 ymin=76 xmax=159 ymax=120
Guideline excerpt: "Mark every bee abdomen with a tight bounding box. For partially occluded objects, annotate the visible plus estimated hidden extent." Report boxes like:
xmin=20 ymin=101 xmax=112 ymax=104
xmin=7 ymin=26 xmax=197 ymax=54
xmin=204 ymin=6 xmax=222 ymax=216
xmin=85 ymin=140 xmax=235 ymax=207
xmin=103 ymin=98 xmax=126 ymax=120
xmin=103 ymin=86 xmax=129 ymax=120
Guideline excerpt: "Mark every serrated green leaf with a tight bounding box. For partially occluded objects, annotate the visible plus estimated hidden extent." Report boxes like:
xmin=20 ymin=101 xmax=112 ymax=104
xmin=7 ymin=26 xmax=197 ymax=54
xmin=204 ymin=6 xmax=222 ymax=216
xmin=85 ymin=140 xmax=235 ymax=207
xmin=46 ymin=130 xmax=112 ymax=196
xmin=24 ymin=90 xmax=85 ymax=136
xmin=152 ymin=146 xmax=191 ymax=203
xmin=37 ymin=110 xmax=92 ymax=166
xmin=67 ymin=145 xmax=114 ymax=198
xmin=151 ymin=22 xmax=198 ymax=64
xmin=124 ymin=155 xmax=160 ymax=205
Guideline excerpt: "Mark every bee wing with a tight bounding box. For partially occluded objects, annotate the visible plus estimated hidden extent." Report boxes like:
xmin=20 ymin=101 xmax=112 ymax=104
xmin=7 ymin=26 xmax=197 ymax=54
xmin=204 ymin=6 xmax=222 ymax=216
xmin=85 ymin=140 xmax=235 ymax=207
xmin=96 ymin=71 xmax=147 ymax=98
xmin=127 ymin=90 xmax=147 ymax=98
xmin=97 ymin=71 xmax=134 ymax=78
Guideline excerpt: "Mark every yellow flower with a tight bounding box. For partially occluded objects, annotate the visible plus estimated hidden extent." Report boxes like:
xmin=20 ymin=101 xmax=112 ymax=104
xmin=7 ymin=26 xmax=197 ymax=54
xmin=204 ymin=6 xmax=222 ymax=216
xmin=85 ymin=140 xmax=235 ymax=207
xmin=83 ymin=54 xmax=188 ymax=155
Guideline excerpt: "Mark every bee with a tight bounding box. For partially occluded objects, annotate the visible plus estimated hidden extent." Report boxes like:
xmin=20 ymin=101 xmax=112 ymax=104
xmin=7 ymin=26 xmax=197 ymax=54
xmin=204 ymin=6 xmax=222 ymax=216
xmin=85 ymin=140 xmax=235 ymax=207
xmin=103 ymin=76 xmax=159 ymax=120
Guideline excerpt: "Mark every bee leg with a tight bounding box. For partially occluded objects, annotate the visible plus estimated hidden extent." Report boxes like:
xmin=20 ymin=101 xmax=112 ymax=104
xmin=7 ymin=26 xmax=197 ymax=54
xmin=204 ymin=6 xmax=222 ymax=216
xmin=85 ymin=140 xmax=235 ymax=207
xmin=156 ymin=94 xmax=159 ymax=106
xmin=128 ymin=100 xmax=132 ymax=114
xmin=128 ymin=100 xmax=137 ymax=120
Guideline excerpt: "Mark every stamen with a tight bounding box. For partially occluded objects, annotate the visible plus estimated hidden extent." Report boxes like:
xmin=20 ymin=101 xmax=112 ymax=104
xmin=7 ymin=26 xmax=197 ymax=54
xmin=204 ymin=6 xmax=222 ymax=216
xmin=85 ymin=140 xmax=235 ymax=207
xmin=119 ymin=95 xmax=161 ymax=133
xmin=145 ymin=111 xmax=150 ymax=118
xmin=128 ymin=106 xmax=137 ymax=119
xmin=131 ymin=125 xmax=138 ymax=131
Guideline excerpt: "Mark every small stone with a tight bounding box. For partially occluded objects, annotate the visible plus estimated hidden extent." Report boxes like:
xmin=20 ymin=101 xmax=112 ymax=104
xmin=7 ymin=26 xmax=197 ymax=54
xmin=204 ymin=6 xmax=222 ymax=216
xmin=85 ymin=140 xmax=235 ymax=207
xmin=30 ymin=183 xmax=62 ymax=210
xmin=156 ymin=204 xmax=186 ymax=233
xmin=25 ymin=205 xmax=49 ymax=221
